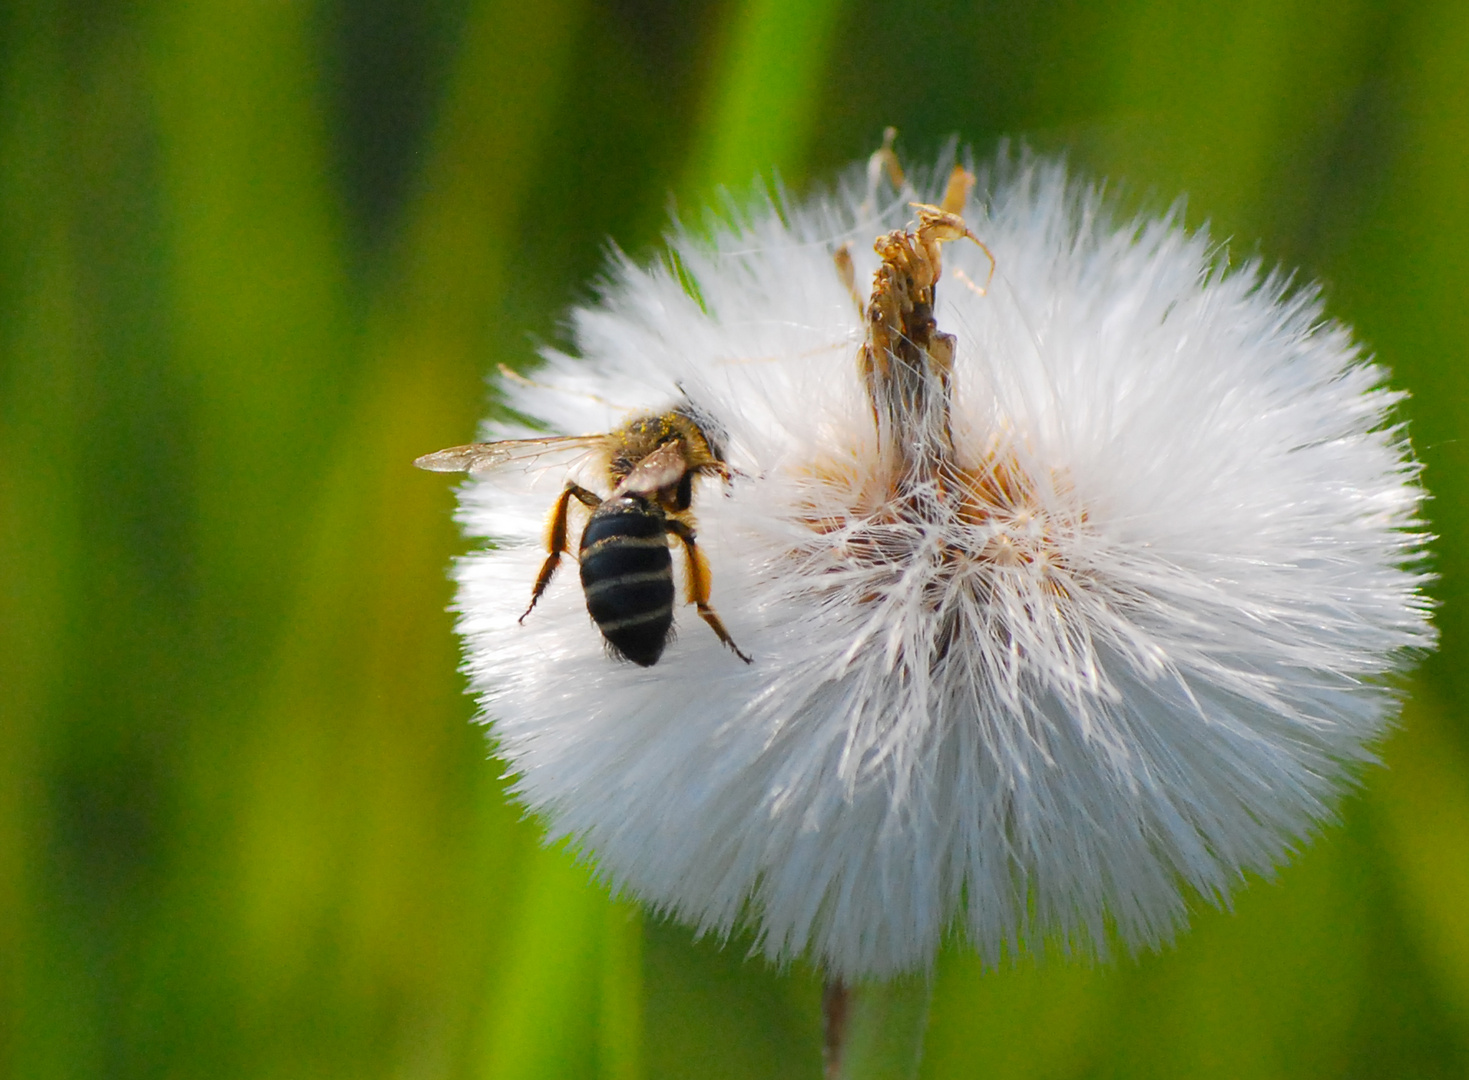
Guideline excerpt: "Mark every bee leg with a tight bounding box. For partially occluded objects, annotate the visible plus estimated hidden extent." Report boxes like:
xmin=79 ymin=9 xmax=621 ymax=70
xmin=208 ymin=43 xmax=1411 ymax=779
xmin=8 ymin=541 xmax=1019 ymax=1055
xmin=666 ymin=520 xmax=752 ymax=663
xmin=522 ymin=482 xmax=602 ymax=623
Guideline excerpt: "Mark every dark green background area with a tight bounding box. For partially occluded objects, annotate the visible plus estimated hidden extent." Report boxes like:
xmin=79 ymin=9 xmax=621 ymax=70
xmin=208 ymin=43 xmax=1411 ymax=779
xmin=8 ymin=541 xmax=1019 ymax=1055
xmin=4 ymin=1 xmax=1468 ymax=1076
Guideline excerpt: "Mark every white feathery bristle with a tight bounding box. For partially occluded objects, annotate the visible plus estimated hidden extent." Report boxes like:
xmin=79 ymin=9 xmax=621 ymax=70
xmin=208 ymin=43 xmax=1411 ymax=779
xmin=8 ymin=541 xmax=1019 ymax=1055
xmin=447 ymin=153 xmax=1434 ymax=979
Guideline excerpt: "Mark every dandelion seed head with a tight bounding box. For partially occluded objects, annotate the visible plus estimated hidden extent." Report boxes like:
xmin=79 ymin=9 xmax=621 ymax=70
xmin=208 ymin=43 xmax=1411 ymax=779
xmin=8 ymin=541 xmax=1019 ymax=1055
xmin=448 ymin=153 xmax=1434 ymax=979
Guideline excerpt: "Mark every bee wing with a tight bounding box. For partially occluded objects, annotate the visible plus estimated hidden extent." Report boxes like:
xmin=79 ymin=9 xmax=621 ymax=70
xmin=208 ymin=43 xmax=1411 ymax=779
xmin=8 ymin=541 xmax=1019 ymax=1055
xmin=613 ymin=440 xmax=689 ymax=496
xmin=414 ymin=434 xmax=607 ymax=475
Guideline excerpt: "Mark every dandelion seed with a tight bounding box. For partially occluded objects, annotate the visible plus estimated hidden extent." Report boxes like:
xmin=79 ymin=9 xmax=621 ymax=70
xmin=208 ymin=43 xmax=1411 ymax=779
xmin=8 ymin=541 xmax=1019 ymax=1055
xmin=424 ymin=151 xmax=1435 ymax=980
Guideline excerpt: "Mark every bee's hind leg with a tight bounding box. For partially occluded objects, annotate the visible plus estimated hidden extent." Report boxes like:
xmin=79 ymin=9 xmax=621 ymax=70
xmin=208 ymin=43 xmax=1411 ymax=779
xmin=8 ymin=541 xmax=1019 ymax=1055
xmin=666 ymin=520 xmax=752 ymax=663
xmin=522 ymin=482 xmax=602 ymax=623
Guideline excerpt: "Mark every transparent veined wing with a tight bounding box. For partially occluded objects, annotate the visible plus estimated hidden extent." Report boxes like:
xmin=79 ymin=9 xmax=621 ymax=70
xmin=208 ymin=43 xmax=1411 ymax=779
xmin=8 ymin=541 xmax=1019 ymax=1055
xmin=413 ymin=434 xmax=608 ymax=475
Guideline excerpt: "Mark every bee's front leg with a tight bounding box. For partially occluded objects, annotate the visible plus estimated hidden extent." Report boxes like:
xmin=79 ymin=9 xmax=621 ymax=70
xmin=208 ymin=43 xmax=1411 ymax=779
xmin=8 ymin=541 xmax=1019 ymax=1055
xmin=522 ymin=482 xmax=602 ymax=623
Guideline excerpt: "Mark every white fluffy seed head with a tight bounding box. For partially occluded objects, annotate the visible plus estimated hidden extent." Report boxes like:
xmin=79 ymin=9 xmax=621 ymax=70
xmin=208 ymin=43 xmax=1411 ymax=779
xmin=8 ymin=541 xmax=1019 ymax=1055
xmin=448 ymin=153 xmax=1434 ymax=980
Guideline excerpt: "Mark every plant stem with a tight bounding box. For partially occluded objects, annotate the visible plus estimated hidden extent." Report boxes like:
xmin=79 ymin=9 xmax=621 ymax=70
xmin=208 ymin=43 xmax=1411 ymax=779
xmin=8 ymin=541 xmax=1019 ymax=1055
xmin=821 ymin=975 xmax=932 ymax=1080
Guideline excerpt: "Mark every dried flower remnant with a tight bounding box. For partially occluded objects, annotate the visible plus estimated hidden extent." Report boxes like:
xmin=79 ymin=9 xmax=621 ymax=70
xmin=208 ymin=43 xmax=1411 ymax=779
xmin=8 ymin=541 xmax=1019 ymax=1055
xmin=424 ymin=150 xmax=1435 ymax=981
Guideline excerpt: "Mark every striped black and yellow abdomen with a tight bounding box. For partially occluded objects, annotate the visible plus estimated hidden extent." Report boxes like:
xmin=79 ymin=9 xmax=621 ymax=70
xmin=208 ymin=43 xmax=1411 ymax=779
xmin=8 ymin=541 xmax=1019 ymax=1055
xmin=578 ymin=496 xmax=675 ymax=666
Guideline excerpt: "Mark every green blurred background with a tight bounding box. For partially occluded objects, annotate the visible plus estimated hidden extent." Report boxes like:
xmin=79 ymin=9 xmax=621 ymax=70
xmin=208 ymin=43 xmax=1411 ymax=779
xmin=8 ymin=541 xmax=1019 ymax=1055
xmin=4 ymin=0 xmax=1469 ymax=1076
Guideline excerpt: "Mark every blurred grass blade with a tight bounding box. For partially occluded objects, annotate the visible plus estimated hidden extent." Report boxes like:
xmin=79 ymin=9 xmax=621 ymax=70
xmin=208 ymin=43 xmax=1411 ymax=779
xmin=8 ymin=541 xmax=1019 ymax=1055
xmin=479 ymin=847 xmax=612 ymax=1078
xmin=683 ymin=0 xmax=847 ymax=198
xmin=0 ymin=8 xmax=83 ymax=1076
xmin=229 ymin=0 xmax=597 ymax=1074
xmin=1372 ymin=693 xmax=1469 ymax=1034
xmin=384 ymin=0 xmax=586 ymax=375
xmin=145 ymin=0 xmax=366 ymax=1072
xmin=151 ymin=0 xmax=354 ymax=671
xmin=1323 ymin=3 xmax=1469 ymax=705
xmin=600 ymin=902 xmax=644 ymax=1080
xmin=1085 ymin=0 xmax=1377 ymax=234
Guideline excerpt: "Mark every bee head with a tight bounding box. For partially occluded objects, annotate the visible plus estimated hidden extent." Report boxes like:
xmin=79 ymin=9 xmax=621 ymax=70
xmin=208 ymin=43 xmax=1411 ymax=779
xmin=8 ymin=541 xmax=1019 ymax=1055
xmin=671 ymin=398 xmax=728 ymax=463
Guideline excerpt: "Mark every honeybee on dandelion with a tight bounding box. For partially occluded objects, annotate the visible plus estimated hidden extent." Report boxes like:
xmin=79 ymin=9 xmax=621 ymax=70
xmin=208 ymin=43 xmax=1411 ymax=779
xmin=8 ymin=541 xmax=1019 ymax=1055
xmin=421 ymin=141 xmax=1434 ymax=984
xmin=416 ymin=403 xmax=750 ymax=666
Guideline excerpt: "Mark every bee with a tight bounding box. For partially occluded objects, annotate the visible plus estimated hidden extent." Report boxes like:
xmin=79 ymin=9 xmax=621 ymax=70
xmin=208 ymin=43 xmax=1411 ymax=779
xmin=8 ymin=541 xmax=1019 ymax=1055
xmin=416 ymin=406 xmax=752 ymax=667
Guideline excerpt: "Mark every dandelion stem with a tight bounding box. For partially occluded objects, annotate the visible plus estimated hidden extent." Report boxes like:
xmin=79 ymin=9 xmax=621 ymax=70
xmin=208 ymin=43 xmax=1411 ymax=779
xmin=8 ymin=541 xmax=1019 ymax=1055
xmin=821 ymin=975 xmax=932 ymax=1080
